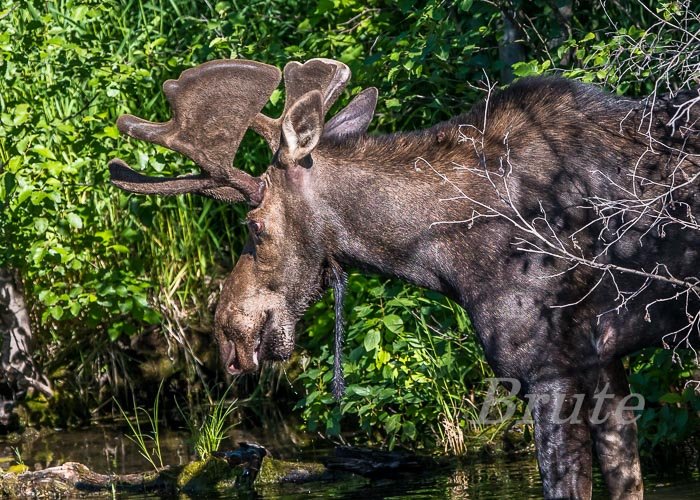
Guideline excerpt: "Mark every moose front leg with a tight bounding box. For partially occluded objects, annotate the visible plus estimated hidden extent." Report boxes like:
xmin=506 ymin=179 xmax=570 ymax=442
xmin=528 ymin=379 xmax=593 ymax=499
xmin=589 ymin=360 xmax=643 ymax=499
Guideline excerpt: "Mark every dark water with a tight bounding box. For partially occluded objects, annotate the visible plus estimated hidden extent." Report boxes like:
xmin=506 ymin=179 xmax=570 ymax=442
xmin=1 ymin=425 xmax=699 ymax=498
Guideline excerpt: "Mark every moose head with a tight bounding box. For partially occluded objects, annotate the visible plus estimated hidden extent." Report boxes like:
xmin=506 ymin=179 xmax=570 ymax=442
xmin=109 ymin=59 xmax=378 ymax=388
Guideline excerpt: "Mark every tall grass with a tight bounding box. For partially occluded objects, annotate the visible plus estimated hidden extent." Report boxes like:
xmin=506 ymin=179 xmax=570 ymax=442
xmin=114 ymin=380 xmax=165 ymax=471
xmin=0 ymin=0 xmax=267 ymax=407
xmin=178 ymin=385 xmax=237 ymax=460
xmin=410 ymin=303 xmax=489 ymax=454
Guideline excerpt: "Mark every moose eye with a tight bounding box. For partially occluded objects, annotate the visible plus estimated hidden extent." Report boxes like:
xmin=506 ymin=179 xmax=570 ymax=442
xmin=247 ymin=219 xmax=265 ymax=236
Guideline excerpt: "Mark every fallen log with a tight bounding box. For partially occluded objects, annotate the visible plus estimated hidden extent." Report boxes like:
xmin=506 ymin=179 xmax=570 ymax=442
xmin=0 ymin=462 xmax=180 ymax=497
xmin=0 ymin=443 xmax=325 ymax=497
xmin=0 ymin=444 xmax=437 ymax=497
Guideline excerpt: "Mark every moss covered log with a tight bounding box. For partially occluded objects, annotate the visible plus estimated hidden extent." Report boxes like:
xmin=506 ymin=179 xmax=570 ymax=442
xmin=0 ymin=445 xmax=441 ymax=496
xmin=0 ymin=455 xmax=328 ymax=497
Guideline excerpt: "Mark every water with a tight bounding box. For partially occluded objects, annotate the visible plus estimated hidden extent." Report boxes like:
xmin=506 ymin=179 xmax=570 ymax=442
xmin=256 ymin=456 xmax=547 ymax=499
xmin=1 ymin=424 xmax=699 ymax=498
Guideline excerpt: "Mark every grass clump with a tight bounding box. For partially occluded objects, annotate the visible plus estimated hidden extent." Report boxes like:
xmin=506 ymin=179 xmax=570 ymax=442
xmin=114 ymin=380 xmax=165 ymax=471
xmin=193 ymin=396 xmax=237 ymax=460
xmin=178 ymin=385 xmax=237 ymax=461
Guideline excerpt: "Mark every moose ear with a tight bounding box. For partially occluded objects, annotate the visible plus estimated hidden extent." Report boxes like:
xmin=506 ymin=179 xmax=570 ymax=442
xmin=322 ymin=87 xmax=378 ymax=141
xmin=281 ymin=90 xmax=324 ymax=162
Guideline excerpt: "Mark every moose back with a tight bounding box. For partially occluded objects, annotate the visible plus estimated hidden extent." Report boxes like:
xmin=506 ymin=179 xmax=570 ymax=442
xmin=108 ymin=58 xmax=700 ymax=499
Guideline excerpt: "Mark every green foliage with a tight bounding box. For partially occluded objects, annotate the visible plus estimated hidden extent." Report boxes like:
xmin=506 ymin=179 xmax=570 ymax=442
xmin=629 ymin=349 xmax=700 ymax=454
xmin=512 ymin=59 xmax=551 ymax=78
xmin=0 ymin=1 xmax=161 ymax=338
xmin=296 ymin=277 xmax=490 ymax=451
xmin=1 ymin=0 xmax=698 ymax=455
xmin=0 ymin=0 xmax=250 ymax=406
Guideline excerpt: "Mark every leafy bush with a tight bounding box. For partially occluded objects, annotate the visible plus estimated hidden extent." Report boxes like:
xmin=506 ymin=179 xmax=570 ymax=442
xmin=630 ymin=349 xmax=700 ymax=455
xmin=297 ymin=277 xmax=490 ymax=451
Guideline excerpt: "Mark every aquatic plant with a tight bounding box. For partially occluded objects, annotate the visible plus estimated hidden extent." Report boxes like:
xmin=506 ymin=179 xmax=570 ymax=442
xmin=7 ymin=447 xmax=29 ymax=474
xmin=190 ymin=390 xmax=237 ymax=461
xmin=11 ymin=448 xmax=23 ymax=467
xmin=114 ymin=380 xmax=165 ymax=471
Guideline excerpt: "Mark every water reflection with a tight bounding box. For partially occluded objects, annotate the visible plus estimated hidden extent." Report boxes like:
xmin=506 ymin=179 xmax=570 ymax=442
xmin=0 ymin=427 xmax=191 ymax=474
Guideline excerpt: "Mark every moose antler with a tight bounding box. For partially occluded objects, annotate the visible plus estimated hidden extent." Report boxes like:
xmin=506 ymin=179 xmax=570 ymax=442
xmin=109 ymin=59 xmax=281 ymax=205
xmin=251 ymin=58 xmax=351 ymax=151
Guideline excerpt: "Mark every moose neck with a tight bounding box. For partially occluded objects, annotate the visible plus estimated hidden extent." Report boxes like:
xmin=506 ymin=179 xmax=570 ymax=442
xmin=314 ymin=124 xmax=479 ymax=303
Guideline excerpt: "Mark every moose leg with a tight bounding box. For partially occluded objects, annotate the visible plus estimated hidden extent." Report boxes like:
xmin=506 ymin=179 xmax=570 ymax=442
xmin=589 ymin=360 xmax=643 ymax=499
xmin=529 ymin=379 xmax=593 ymax=499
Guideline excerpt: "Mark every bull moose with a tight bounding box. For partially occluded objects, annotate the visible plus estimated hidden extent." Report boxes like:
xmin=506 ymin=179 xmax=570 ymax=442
xmin=108 ymin=58 xmax=699 ymax=498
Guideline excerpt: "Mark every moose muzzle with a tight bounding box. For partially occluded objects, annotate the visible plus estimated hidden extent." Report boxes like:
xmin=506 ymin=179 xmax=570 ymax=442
xmin=215 ymin=305 xmax=268 ymax=375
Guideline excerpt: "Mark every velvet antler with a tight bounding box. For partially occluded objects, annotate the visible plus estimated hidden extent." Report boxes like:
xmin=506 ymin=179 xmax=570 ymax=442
xmin=109 ymin=59 xmax=281 ymax=205
xmin=251 ymin=58 xmax=351 ymax=151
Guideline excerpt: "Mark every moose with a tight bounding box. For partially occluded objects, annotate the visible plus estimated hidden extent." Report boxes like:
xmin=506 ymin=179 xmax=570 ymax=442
xmin=108 ymin=58 xmax=699 ymax=499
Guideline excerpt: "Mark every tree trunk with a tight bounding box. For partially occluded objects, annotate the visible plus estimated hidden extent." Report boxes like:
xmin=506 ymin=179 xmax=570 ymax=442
xmin=499 ymin=4 xmax=526 ymax=84
xmin=550 ymin=0 xmax=574 ymax=65
xmin=0 ymin=267 xmax=52 ymax=427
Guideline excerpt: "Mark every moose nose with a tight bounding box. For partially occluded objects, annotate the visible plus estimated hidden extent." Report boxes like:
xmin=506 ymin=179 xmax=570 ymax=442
xmin=222 ymin=339 xmax=260 ymax=375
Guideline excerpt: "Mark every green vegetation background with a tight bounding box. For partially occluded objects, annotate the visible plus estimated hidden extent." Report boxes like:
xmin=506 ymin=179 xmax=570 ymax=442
xmin=1 ymin=0 xmax=698 ymax=457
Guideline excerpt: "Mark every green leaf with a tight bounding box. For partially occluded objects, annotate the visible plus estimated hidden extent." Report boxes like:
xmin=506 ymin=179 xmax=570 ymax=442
xmin=376 ymin=349 xmax=391 ymax=366
xmin=34 ymin=217 xmax=49 ymax=234
xmin=108 ymin=323 xmax=122 ymax=342
xmin=659 ymin=393 xmax=682 ymax=404
xmin=95 ymin=230 xmax=114 ymax=242
xmin=385 ymin=98 xmax=401 ymax=109
xmin=102 ymin=126 xmax=120 ymax=139
xmin=12 ymin=104 xmax=30 ymax=125
xmin=458 ymin=0 xmax=473 ymax=11
xmin=110 ymin=244 xmax=129 ymax=253
xmin=2 ymin=172 xmax=16 ymax=200
xmin=16 ymin=186 xmax=34 ymax=205
xmin=348 ymin=385 xmax=371 ymax=397
xmin=38 ymin=290 xmax=58 ymax=306
xmin=31 ymin=145 xmax=56 ymax=159
xmin=512 ymin=61 xmax=538 ymax=77
xmin=364 ymin=329 xmax=381 ymax=352
xmin=143 ymin=308 xmax=161 ymax=324
xmin=402 ymin=421 xmax=417 ymax=439
xmin=49 ymin=306 xmax=64 ymax=320
xmin=69 ymin=302 xmax=81 ymax=316
xmin=383 ymin=314 xmax=404 ymax=333
xmin=66 ymin=212 xmax=83 ymax=229
xmin=385 ymin=414 xmax=402 ymax=434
